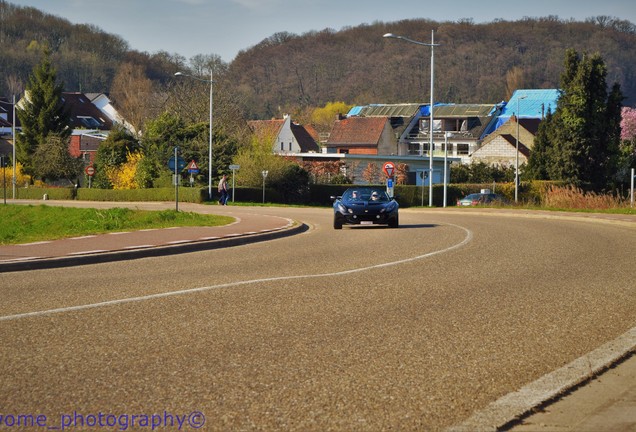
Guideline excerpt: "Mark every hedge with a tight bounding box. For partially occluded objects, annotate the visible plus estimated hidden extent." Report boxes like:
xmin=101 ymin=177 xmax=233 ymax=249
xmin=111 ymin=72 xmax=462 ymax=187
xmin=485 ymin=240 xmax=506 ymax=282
xmin=11 ymin=181 xmax=565 ymax=207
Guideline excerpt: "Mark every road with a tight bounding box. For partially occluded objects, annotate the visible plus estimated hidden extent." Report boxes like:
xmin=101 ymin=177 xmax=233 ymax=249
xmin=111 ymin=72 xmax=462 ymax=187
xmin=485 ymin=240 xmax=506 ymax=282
xmin=1 ymin=205 xmax=635 ymax=431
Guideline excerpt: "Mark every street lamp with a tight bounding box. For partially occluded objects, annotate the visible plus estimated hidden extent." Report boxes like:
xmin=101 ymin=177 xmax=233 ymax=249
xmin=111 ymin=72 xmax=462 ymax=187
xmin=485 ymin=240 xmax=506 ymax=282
xmin=515 ymin=94 xmax=527 ymax=203
xmin=443 ymin=132 xmax=451 ymax=207
xmin=384 ymin=31 xmax=439 ymax=207
xmin=12 ymin=95 xmax=16 ymax=199
xmin=261 ymin=170 xmax=268 ymax=203
xmin=174 ymin=71 xmax=214 ymax=200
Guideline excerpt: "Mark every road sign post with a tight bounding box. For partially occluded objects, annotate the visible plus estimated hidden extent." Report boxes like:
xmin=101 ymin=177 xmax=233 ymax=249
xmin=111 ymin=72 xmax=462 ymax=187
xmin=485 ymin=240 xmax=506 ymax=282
xmin=229 ymin=164 xmax=240 ymax=202
xmin=631 ymin=168 xmax=635 ymax=208
xmin=85 ymin=165 xmax=95 ymax=189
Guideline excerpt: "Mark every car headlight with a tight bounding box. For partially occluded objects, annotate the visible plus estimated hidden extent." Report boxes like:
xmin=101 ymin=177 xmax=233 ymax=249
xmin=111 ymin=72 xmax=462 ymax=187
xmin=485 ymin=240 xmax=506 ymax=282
xmin=336 ymin=203 xmax=348 ymax=213
xmin=381 ymin=202 xmax=397 ymax=213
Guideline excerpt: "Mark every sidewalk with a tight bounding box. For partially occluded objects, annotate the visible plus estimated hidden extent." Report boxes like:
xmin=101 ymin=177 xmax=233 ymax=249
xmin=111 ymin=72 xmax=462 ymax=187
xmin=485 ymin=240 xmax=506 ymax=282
xmin=0 ymin=201 xmax=305 ymax=272
xmin=506 ymin=352 xmax=636 ymax=431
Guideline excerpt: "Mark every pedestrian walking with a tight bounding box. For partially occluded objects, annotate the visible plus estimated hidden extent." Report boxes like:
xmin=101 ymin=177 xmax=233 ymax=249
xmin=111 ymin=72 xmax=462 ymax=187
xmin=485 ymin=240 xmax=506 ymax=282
xmin=218 ymin=174 xmax=229 ymax=205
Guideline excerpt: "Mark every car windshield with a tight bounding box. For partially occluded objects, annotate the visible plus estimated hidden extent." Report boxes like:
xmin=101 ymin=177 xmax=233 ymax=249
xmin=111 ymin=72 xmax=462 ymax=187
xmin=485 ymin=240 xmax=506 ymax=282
xmin=343 ymin=189 xmax=389 ymax=202
xmin=465 ymin=194 xmax=482 ymax=200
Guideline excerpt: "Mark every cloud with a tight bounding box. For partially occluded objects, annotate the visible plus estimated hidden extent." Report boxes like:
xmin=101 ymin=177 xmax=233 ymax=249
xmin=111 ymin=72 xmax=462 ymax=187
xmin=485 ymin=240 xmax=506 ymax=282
xmin=230 ymin=0 xmax=285 ymax=10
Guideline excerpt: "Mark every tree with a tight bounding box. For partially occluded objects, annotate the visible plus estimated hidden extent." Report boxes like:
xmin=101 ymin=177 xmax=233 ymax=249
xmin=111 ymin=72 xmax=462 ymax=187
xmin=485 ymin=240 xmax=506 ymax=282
xmin=311 ymin=102 xmax=353 ymax=134
xmin=233 ymin=133 xmax=297 ymax=189
xmin=525 ymin=111 xmax=553 ymax=180
xmin=534 ymin=49 xmax=623 ymax=190
xmin=16 ymin=50 xmax=71 ymax=176
xmin=361 ymin=162 xmax=380 ymax=184
xmin=31 ymin=133 xmax=82 ymax=183
xmin=92 ymin=126 xmax=140 ymax=188
xmin=621 ymin=107 xmax=636 ymax=141
xmin=110 ymin=62 xmax=154 ymax=137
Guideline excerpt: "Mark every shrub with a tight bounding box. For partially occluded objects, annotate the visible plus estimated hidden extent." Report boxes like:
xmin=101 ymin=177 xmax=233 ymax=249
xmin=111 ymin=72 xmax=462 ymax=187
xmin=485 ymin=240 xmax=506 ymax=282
xmin=542 ymin=185 xmax=626 ymax=209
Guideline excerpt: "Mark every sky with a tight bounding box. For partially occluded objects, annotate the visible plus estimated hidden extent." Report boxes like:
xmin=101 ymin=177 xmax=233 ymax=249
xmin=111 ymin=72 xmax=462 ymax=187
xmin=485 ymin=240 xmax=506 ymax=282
xmin=11 ymin=0 xmax=636 ymax=62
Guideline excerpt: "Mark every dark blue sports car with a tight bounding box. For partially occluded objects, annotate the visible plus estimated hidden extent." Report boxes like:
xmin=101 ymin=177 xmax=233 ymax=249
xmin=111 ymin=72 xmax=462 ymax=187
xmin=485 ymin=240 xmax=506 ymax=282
xmin=331 ymin=187 xmax=399 ymax=229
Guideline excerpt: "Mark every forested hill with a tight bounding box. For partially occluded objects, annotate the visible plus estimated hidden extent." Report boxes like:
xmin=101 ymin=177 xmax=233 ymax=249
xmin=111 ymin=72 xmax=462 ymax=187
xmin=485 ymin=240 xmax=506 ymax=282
xmin=229 ymin=16 xmax=636 ymax=118
xmin=2 ymin=0 xmax=636 ymax=121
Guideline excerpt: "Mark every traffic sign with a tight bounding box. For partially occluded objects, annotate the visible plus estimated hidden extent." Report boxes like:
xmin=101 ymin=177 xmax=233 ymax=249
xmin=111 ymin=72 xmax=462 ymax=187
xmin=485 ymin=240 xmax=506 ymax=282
xmin=187 ymin=160 xmax=199 ymax=173
xmin=85 ymin=165 xmax=95 ymax=176
xmin=382 ymin=161 xmax=395 ymax=178
xmin=229 ymin=164 xmax=240 ymax=170
xmin=168 ymin=156 xmax=186 ymax=171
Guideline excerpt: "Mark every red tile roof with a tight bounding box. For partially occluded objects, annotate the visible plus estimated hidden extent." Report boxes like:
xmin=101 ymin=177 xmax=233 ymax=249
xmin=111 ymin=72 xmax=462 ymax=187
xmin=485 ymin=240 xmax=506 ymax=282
xmin=327 ymin=117 xmax=388 ymax=146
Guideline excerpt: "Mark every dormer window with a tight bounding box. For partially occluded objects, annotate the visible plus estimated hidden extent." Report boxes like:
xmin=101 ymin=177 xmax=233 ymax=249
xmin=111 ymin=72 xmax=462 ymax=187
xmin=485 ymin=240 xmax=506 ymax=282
xmin=77 ymin=116 xmax=101 ymax=128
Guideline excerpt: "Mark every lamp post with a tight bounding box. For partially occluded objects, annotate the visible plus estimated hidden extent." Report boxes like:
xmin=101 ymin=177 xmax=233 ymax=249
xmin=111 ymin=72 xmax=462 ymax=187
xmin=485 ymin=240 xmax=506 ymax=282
xmin=12 ymin=94 xmax=16 ymax=199
xmin=261 ymin=170 xmax=268 ymax=203
xmin=444 ymin=132 xmax=451 ymax=207
xmin=175 ymin=71 xmax=214 ymax=201
xmin=515 ymin=94 xmax=527 ymax=203
xmin=384 ymin=30 xmax=439 ymax=207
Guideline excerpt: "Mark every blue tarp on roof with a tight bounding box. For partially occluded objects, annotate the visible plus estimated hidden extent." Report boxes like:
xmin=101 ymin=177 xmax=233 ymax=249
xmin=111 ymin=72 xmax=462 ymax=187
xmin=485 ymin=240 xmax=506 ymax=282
xmin=347 ymin=106 xmax=364 ymax=116
xmin=482 ymin=89 xmax=560 ymax=136
xmin=494 ymin=89 xmax=560 ymax=129
xmin=420 ymin=103 xmax=452 ymax=116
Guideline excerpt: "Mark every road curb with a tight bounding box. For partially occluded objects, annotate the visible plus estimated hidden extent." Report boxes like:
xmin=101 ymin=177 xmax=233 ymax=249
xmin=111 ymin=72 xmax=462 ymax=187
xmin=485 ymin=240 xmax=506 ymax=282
xmin=446 ymin=326 xmax=636 ymax=432
xmin=0 ymin=222 xmax=308 ymax=273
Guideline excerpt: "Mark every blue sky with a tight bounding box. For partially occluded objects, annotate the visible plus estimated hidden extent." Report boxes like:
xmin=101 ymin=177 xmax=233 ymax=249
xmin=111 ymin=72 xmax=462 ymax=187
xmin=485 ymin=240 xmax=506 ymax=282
xmin=12 ymin=0 xmax=636 ymax=62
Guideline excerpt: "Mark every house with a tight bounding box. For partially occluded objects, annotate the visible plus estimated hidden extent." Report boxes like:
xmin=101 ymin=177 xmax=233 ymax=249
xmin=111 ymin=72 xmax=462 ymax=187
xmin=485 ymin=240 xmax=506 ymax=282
xmin=86 ymin=93 xmax=137 ymax=135
xmin=399 ymin=103 xmax=503 ymax=164
xmin=325 ymin=115 xmax=397 ymax=155
xmin=338 ymin=102 xmax=503 ymax=164
xmin=62 ymin=92 xmax=113 ymax=131
xmin=68 ymin=132 xmax=107 ymax=165
xmin=248 ymin=114 xmax=319 ymax=154
xmin=471 ymin=117 xmax=539 ymax=166
xmin=330 ymin=104 xmax=420 ymax=155
xmin=472 ymin=89 xmax=560 ymax=166
xmin=0 ymin=97 xmax=18 ymax=137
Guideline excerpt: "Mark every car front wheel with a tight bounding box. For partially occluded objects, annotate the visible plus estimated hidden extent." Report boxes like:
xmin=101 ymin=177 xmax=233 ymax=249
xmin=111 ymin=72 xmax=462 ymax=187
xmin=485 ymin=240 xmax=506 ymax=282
xmin=388 ymin=216 xmax=399 ymax=228
xmin=334 ymin=218 xmax=343 ymax=230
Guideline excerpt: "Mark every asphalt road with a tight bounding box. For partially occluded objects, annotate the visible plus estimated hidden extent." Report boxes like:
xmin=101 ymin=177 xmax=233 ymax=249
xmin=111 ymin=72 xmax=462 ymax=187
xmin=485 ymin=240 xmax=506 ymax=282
xmin=1 ymin=206 xmax=635 ymax=431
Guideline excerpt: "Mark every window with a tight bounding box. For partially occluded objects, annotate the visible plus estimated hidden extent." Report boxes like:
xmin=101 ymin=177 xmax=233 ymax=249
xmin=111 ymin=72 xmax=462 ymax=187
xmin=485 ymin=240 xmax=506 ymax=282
xmin=77 ymin=116 xmax=101 ymax=128
xmin=441 ymin=143 xmax=453 ymax=152
xmin=281 ymin=142 xmax=284 ymax=151
xmin=420 ymin=119 xmax=442 ymax=132
xmin=289 ymin=142 xmax=292 ymax=151
xmin=407 ymin=143 xmax=421 ymax=155
xmin=457 ymin=144 xmax=469 ymax=155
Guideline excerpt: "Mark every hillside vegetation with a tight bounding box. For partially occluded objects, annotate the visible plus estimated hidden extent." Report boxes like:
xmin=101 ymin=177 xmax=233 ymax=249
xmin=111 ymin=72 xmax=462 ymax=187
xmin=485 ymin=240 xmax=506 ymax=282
xmin=2 ymin=1 xmax=636 ymax=120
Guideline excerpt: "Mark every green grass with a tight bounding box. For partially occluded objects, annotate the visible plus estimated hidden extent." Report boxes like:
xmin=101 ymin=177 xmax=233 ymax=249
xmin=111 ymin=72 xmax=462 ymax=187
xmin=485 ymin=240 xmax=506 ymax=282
xmin=0 ymin=205 xmax=234 ymax=245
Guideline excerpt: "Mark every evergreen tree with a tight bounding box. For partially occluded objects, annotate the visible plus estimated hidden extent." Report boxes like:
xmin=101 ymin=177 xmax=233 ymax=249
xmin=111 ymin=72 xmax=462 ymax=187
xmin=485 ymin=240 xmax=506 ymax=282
xmin=542 ymin=49 xmax=623 ymax=190
xmin=526 ymin=111 xmax=553 ymax=180
xmin=16 ymin=50 xmax=71 ymax=176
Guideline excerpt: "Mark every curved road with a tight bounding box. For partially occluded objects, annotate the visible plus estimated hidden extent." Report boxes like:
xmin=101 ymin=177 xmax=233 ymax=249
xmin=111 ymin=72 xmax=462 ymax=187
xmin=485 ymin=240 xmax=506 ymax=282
xmin=1 ymin=206 xmax=635 ymax=431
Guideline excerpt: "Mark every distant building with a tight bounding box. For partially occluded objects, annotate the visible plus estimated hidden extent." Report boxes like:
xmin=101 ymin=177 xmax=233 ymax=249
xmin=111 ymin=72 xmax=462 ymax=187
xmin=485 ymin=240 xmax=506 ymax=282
xmin=325 ymin=115 xmax=397 ymax=155
xmin=248 ymin=114 xmax=319 ymax=154
xmin=473 ymin=89 xmax=560 ymax=166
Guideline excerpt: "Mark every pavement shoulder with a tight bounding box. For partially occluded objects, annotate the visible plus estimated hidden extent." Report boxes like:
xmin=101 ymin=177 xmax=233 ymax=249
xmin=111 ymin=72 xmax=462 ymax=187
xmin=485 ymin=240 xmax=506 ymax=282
xmin=0 ymin=201 xmax=308 ymax=272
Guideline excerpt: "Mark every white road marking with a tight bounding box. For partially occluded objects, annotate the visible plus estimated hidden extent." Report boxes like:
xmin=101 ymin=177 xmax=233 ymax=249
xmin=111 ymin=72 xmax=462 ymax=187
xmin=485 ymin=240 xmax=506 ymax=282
xmin=70 ymin=236 xmax=97 ymax=240
xmin=18 ymin=241 xmax=51 ymax=246
xmin=1 ymin=256 xmax=42 ymax=262
xmin=67 ymin=250 xmax=108 ymax=256
xmin=0 ymin=223 xmax=471 ymax=322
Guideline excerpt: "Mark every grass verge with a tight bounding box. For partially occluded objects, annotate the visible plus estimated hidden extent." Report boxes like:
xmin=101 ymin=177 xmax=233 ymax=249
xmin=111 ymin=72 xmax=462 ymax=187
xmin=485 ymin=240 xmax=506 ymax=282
xmin=0 ymin=205 xmax=234 ymax=245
